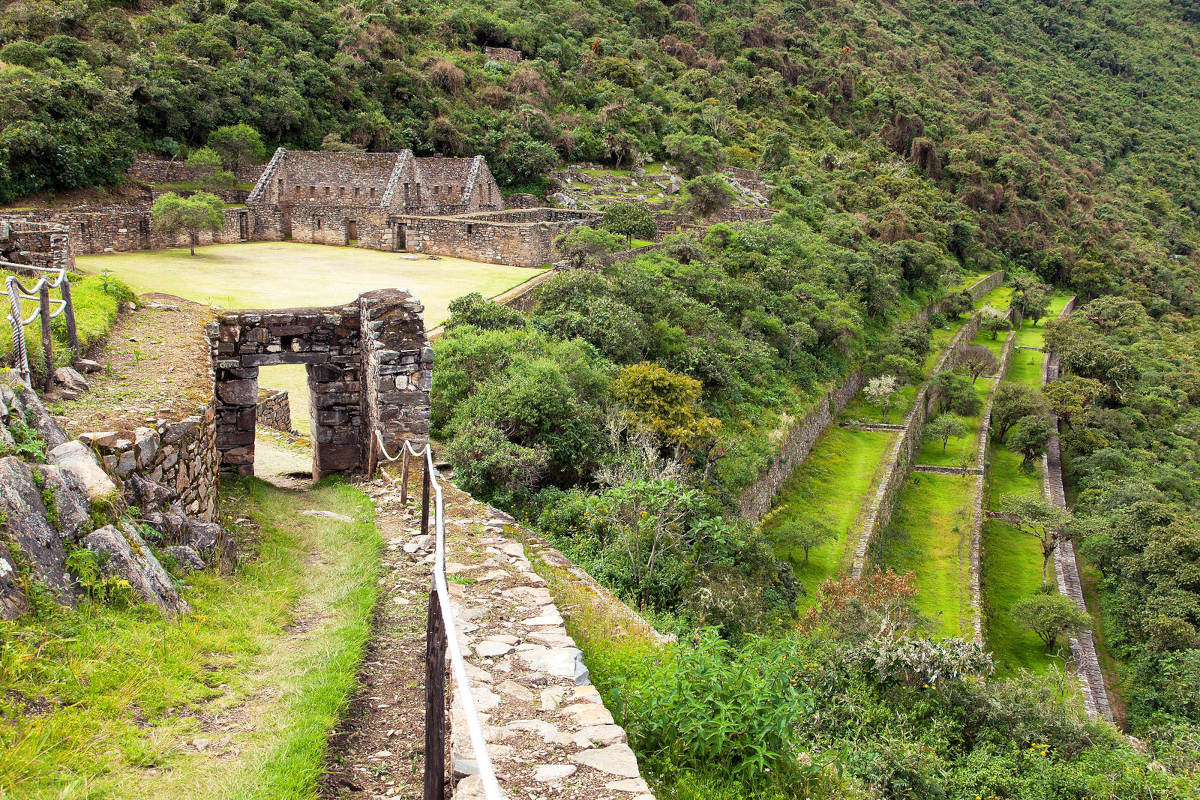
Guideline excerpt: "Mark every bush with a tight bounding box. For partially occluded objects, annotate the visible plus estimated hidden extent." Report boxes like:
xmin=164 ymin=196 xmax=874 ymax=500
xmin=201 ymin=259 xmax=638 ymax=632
xmin=445 ymin=420 xmax=549 ymax=503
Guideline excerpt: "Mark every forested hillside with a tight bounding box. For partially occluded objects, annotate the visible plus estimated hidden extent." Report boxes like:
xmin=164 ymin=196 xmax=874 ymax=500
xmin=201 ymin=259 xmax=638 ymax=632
xmin=6 ymin=0 xmax=1200 ymax=797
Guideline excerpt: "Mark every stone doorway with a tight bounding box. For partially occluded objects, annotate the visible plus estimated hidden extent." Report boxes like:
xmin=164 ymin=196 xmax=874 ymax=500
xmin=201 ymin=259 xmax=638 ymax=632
xmin=395 ymin=222 xmax=407 ymax=251
xmin=209 ymin=289 xmax=431 ymax=481
xmin=238 ymin=211 xmax=250 ymax=241
xmin=346 ymin=219 xmax=358 ymax=244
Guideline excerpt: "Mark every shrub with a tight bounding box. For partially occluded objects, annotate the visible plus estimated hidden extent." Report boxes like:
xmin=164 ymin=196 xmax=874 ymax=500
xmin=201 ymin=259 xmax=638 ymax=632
xmin=445 ymin=420 xmax=549 ymax=503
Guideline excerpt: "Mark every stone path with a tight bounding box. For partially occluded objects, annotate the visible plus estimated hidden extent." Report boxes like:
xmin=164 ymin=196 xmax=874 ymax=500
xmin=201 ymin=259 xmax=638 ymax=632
xmin=332 ymin=468 xmax=655 ymax=800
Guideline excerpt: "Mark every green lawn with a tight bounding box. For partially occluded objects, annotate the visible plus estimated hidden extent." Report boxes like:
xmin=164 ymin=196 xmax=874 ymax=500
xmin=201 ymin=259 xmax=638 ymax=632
xmin=763 ymin=426 xmax=895 ymax=608
xmin=1005 ymin=347 xmax=1045 ymax=389
xmin=969 ymin=329 xmax=1008 ymax=359
xmin=0 ymin=478 xmax=381 ymax=799
xmin=977 ymin=285 xmax=1013 ymax=310
xmin=839 ymin=382 xmax=918 ymax=424
xmin=873 ymin=472 xmax=978 ymax=637
xmin=76 ymin=242 xmax=543 ymax=327
xmin=78 ymin=242 xmax=544 ymax=431
xmin=1013 ymin=292 xmax=1074 ymax=349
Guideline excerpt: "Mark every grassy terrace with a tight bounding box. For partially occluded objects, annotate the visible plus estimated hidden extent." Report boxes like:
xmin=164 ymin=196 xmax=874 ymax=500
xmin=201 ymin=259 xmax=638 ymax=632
xmin=874 ymin=472 xmax=978 ymax=637
xmin=762 ymin=426 xmax=895 ymax=609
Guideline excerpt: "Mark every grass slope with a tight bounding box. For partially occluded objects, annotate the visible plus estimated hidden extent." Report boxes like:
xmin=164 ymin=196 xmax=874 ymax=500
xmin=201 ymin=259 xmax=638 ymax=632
xmin=874 ymin=472 xmax=977 ymax=637
xmin=0 ymin=477 xmax=380 ymax=799
xmin=763 ymin=426 xmax=894 ymax=609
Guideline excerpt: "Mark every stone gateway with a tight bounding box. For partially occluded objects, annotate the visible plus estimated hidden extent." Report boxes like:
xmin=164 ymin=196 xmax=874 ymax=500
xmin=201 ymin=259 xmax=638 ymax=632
xmin=209 ymin=288 xmax=431 ymax=480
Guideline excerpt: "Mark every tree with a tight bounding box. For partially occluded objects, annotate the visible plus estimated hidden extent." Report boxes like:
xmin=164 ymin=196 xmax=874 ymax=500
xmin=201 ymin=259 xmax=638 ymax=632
xmin=759 ymin=129 xmax=792 ymax=171
xmin=782 ymin=518 xmax=835 ymax=564
xmin=554 ymin=226 xmax=624 ymax=269
xmin=320 ymin=132 xmax=364 ymax=152
xmin=663 ymin=132 xmax=724 ymax=177
xmin=933 ymin=372 xmax=982 ymax=416
xmin=677 ymin=175 xmax=734 ymax=221
xmin=865 ymin=374 xmax=901 ymax=423
xmin=959 ymin=344 xmax=998 ymax=384
xmin=1042 ymin=376 xmax=1105 ymax=429
xmin=1007 ymin=413 xmax=1053 ymax=469
xmin=612 ymin=362 xmax=721 ymax=458
xmin=1009 ymin=274 xmax=1050 ymax=327
xmin=981 ymin=306 xmax=1012 ymax=340
xmin=924 ymin=414 xmax=968 ymax=453
xmin=207 ymin=123 xmax=265 ymax=171
xmin=998 ymin=495 xmax=1076 ymax=588
xmin=446 ymin=292 xmax=526 ymax=331
xmin=1011 ymin=593 xmax=1091 ymax=651
xmin=150 ymin=192 xmax=225 ymax=256
xmin=943 ymin=291 xmax=974 ymax=319
xmin=600 ymin=201 xmax=657 ymax=246
xmin=991 ymin=383 xmax=1049 ymax=439
xmin=185 ymin=147 xmax=234 ymax=190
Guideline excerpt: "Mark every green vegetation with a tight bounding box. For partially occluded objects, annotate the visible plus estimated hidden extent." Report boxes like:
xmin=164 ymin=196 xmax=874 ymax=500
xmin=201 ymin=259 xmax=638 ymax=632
xmin=150 ymin=191 xmax=225 ymax=256
xmin=0 ymin=477 xmax=379 ymax=798
xmin=762 ymin=426 xmax=895 ymax=609
xmin=872 ymin=472 xmax=977 ymax=637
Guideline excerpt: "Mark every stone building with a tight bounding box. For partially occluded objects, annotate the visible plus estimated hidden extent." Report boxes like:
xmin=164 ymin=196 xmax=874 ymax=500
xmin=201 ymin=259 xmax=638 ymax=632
xmin=243 ymin=148 xmax=597 ymax=267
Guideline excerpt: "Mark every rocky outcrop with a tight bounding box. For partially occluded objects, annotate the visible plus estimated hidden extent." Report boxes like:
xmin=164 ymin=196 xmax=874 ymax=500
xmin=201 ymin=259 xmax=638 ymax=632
xmin=84 ymin=524 xmax=189 ymax=615
xmin=0 ymin=456 xmax=75 ymax=605
xmin=48 ymin=440 xmax=119 ymax=504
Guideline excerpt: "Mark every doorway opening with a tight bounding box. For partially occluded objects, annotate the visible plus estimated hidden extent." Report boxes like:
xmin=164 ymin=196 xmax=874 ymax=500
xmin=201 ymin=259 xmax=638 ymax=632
xmin=253 ymin=364 xmax=314 ymax=487
xmin=346 ymin=219 xmax=358 ymax=244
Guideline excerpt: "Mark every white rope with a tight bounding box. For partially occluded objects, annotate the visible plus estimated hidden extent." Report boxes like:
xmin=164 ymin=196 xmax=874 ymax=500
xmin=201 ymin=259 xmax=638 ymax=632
xmin=374 ymin=430 xmax=505 ymax=800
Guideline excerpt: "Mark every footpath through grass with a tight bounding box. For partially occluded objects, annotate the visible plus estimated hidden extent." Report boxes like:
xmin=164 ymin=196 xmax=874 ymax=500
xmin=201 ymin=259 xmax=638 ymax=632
xmin=0 ymin=477 xmax=380 ymax=800
xmin=762 ymin=426 xmax=894 ymax=609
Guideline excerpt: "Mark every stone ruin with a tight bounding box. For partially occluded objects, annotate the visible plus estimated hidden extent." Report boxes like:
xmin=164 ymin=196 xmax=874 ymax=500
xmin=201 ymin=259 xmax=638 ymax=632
xmin=0 ymin=220 xmax=74 ymax=271
xmin=209 ymin=288 xmax=431 ymax=480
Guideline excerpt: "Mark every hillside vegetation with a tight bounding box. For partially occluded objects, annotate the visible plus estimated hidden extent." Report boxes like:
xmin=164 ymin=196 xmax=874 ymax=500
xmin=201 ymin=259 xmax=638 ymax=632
xmin=5 ymin=0 xmax=1200 ymax=797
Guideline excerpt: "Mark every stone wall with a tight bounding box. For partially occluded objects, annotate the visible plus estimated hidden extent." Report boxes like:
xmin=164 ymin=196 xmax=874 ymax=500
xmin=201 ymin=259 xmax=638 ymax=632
xmin=1040 ymin=297 xmax=1112 ymax=721
xmin=396 ymin=209 xmax=598 ymax=268
xmin=967 ymin=331 xmax=1015 ymax=644
xmin=736 ymin=369 xmax=865 ymax=521
xmin=849 ymin=309 xmax=988 ymax=577
xmin=78 ymin=399 xmax=220 ymax=521
xmin=0 ymin=206 xmax=248 ymax=255
xmin=209 ymin=289 xmax=430 ymax=480
xmin=738 ymin=272 xmax=1004 ymax=525
xmin=0 ymin=220 xmax=74 ymax=270
xmin=256 ymin=388 xmax=292 ymax=432
xmin=127 ymin=156 xmax=265 ymax=186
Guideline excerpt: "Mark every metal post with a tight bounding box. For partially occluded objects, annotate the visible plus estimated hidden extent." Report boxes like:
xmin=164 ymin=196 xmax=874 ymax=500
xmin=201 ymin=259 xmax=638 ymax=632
xmin=400 ymin=447 xmax=410 ymax=506
xmin=60 ymin=277 xmax=79 ymax=358
xmin=423 ymin=585 xmax=447 ymax=800
xmin=38 ymin=283 xmax=53 ymax=393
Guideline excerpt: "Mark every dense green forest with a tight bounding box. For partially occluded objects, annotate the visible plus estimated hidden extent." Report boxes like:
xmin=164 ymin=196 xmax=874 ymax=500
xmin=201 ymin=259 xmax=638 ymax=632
xmin=5 ymin=0 xmax=1200 ymax=796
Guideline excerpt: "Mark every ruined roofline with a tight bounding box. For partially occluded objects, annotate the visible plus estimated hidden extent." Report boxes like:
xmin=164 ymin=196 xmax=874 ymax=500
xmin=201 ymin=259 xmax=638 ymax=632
xmin=379 ymin=149 xmax=414 ymax=209
xmin=247 ymin=146 xmax=287 ymax=205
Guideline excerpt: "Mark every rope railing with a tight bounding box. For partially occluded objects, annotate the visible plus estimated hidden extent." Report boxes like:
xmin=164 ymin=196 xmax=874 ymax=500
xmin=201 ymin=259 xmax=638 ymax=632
xmin=0 ymin=263 xmax=79 ymax=390
xmin=372 ymin=429 xmax=504 ymax=800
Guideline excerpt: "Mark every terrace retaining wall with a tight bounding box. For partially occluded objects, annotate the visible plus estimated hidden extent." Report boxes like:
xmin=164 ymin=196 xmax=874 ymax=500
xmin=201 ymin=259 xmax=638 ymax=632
xmin=256 ymin=388 xmax=292 ymax=432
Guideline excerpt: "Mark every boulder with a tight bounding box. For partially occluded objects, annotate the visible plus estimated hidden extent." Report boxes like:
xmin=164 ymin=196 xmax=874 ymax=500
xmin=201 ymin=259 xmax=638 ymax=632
xmin=0 ymin=457 xmax=74 ymax=603
xmin=32 ymin=464 xmax=92 ymax=541
xmin=48 ymin=441 xmax=118 ymax=504
xmin=0 ymin=543 xmax=28 ymax=620
xmin=75 ymin=359 xmax=103 ymax=374
xmin=548 ymin=191 xmax=577 ymax=209
xmin=184 ymin=519 xmax=221 ymax=553
xmin=54 ymin=367 xmax=89 ymax=395
xmin=162 ymin=545 xmax=205 ymax=572
xmin=127 ymin=473 xmax=177 ymax=508
xmin=12 ymin=382 xmax=68 ymax=450
xmin=83 ymin=524 xmax=188 ymax=615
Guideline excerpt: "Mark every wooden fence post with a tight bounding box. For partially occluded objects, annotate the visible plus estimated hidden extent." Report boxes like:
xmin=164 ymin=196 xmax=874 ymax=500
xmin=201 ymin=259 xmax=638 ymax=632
xmin=60 ymin=278 xmax=79 ymax=358
xmin=400 ymin=448 xmax=410 ymax=506
xmin=424 ymin=585 xmax=447 ymax=800
xmin=38 ymin=284 xmax=53 ymax=393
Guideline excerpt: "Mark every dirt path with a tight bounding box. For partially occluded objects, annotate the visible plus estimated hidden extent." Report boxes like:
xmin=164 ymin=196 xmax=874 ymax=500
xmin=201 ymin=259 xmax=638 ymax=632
xmin=322 ymin=477 xmax=428 ymax=800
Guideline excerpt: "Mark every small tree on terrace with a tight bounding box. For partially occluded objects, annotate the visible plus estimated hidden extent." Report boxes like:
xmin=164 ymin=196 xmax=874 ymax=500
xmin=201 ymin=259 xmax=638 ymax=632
xmin=981 ymin=306 xmax=1012 ymax=340
xmin=924 ymin=413 xmax=968 ymax=453
xmin=600 ymin=201 xmax=657 ymax=247
xmin=677 ymin=175 xmax=734 ymax=222
xmin=1042 ymin=375 xmax=1105 ymax=429
xmin=991 ymin=382 xmax=1049 ymax=440
xmin=1011 ymin=592 xmax=1091 ymax=652
xmin=864 ymin=374 xmax=901 ymax=423
xmin=959 ymin=344 xmax=998 ymax=384
xmin=1007 ymin=413 xmax=1053 ymax=470
xmin=998 ymin=495 xmax=1076 ymax=589
xmin=554 ymin=225 xmax=624 ymax=269
xmin=781 ymin=518 xmax=835 ymax=564
xmin=151 ymin=192 xmax=224 ymax=256
xmin=207 ymin=123 xmax=265 ymax=172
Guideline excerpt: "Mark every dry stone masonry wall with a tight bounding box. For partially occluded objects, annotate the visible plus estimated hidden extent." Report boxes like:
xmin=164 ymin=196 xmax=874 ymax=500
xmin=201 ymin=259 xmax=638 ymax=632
xmin=1040 ymin=298 xmax=1112 ymax=721
xmin=209 ymin=289 xmax=430 ymax=480
xmin=255 ymin=388 xmax=292 ymax=432
xmin=0 ymin=220 xmax=74 ymax=271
